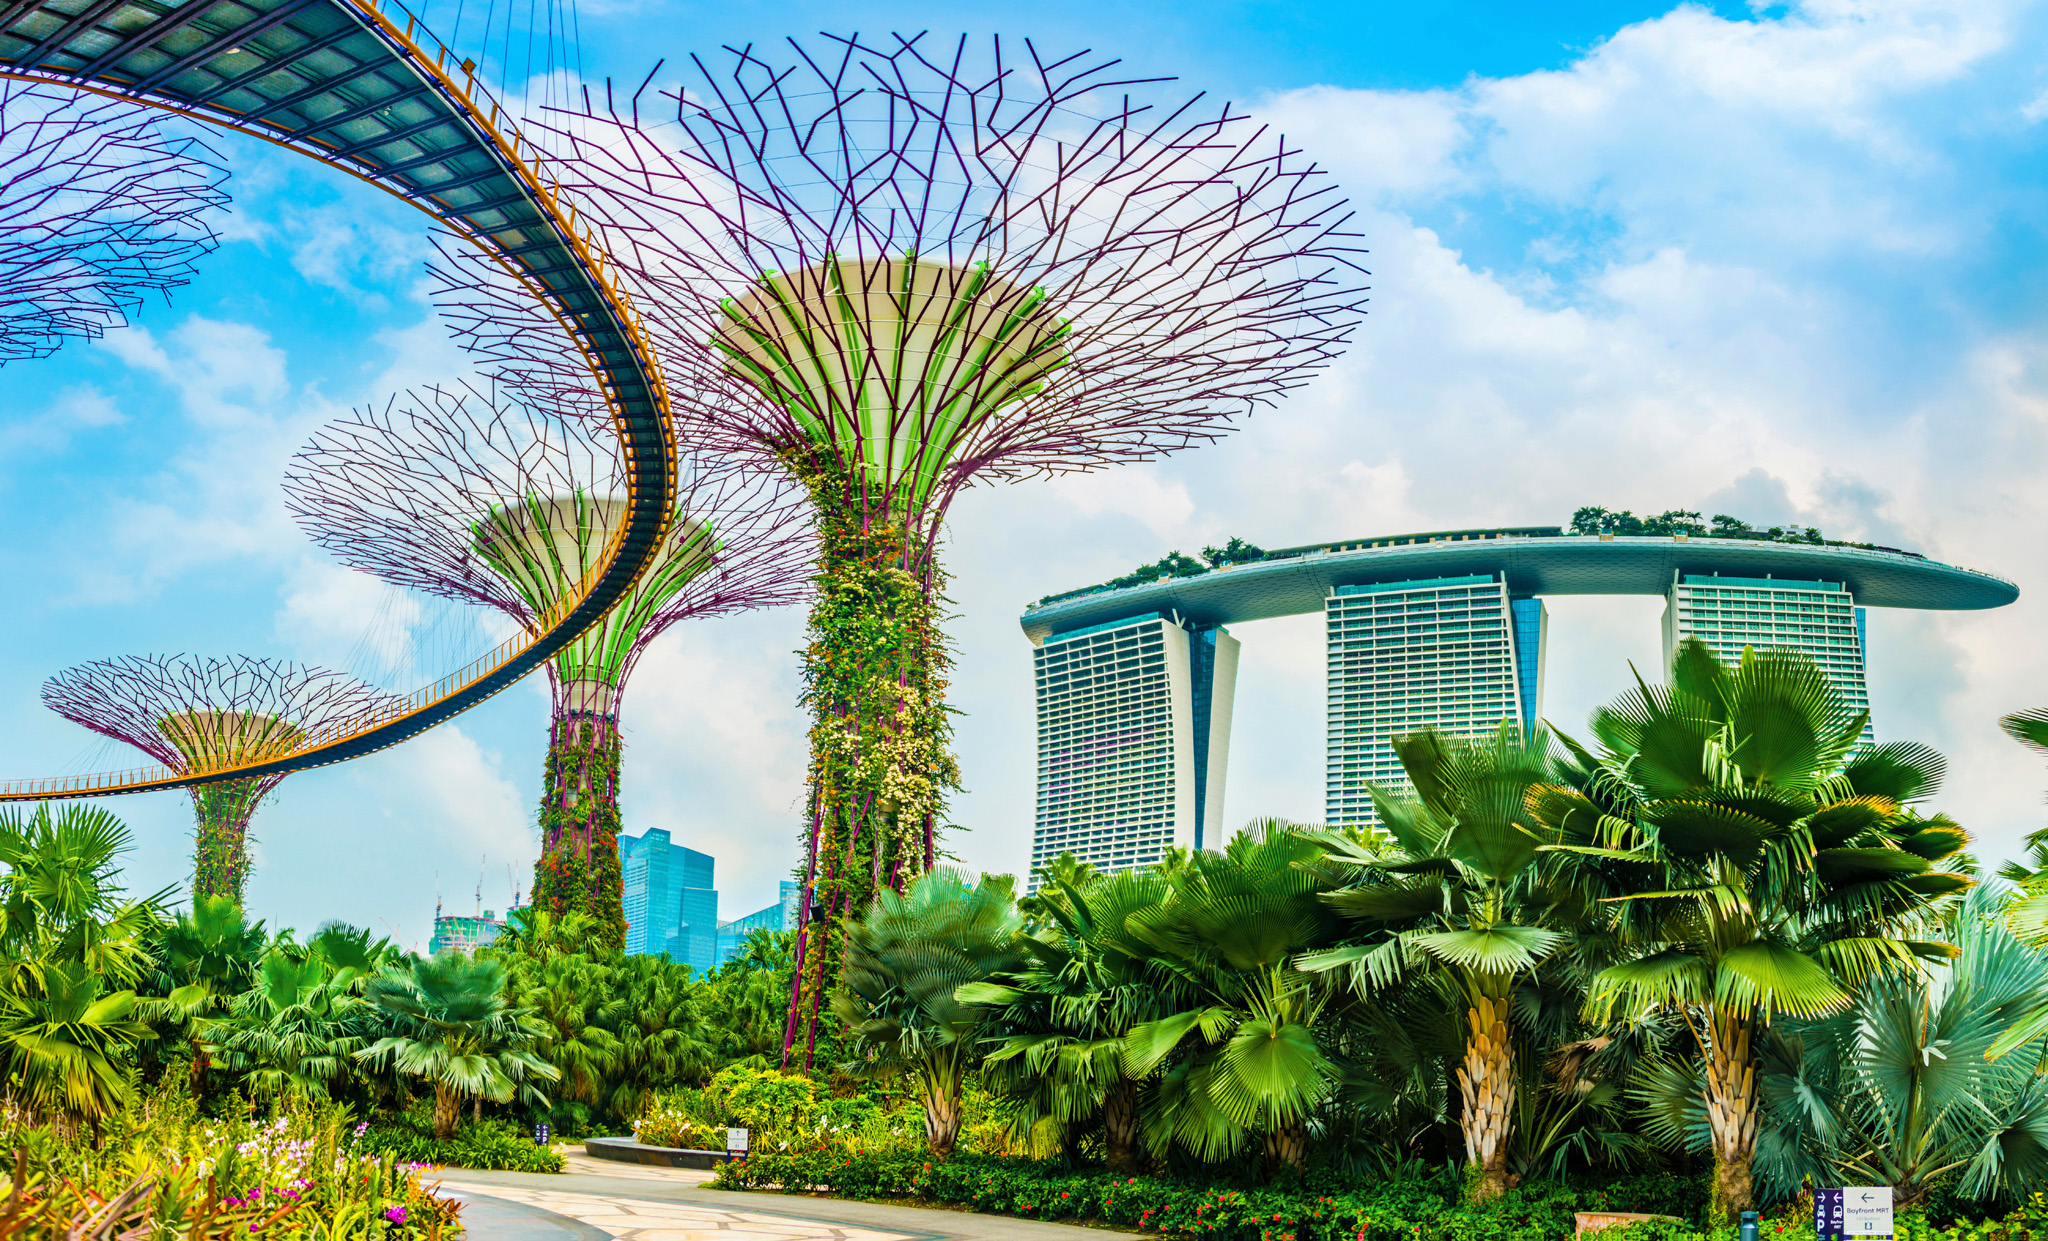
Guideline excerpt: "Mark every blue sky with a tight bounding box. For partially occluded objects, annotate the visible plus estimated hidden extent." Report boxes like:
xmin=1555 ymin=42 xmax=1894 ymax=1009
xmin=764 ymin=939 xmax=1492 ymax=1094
xmin=5 ymin=0 xmax=2048 ymax=944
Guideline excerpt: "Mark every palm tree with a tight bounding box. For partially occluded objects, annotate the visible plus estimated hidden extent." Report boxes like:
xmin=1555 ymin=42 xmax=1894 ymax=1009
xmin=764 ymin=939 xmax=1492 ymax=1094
xmin=357 ymin=951 xmax=559 ymax=1138
xmin=834 ymin=868 xmax=1025 ymax=1158
xmin=0 ymin=804 xmax=169 ymax=1129
xmin=1301 ymin=722 xmax=1574 ymax=1201
xmin=966 ymin=857 xmax=1175 ymax=1169
xmin=1117 ymin=826 xmax=1343 ymax=1171
xmin=212 ymin=923 xmax=395 ymax=1103
xmin=152 ymin=893 xmax=264 ymax=1090
xmin=490 ymin=909 xmax=622 ymax=1126
xmin=1533 ymin=640 xmax=1970 ymax=1220
xmin=699 ymin=930 xmax=798 ymax=1070
xmin=604 ymin=952 xmax=713 ymax=1122
xmin=1704 ymin=885 xmax=2048 ymax=1207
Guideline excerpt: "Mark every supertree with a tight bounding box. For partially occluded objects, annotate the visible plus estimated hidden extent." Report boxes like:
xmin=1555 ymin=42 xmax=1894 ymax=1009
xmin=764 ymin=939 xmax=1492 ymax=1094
xmin=431 ymin=33 xmax=1369 ymax=1060
xmin=1 ymin=80 xmax=229 ymax=364
xmin=41 ymin=655 xmax=400 ymax=905
xmin=283 ymin=380 xmax=811 ymax=952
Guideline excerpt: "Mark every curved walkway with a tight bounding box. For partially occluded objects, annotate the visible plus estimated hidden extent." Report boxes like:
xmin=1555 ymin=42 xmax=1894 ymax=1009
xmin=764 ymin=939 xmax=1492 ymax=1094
xmin=437 ymin=1152 xmax=1133 ymax=1241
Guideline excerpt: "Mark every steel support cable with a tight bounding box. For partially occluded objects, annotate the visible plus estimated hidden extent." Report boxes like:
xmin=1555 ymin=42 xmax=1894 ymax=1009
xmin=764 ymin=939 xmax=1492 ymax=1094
xmin=0 ymin=0 xmax=676 ymax=799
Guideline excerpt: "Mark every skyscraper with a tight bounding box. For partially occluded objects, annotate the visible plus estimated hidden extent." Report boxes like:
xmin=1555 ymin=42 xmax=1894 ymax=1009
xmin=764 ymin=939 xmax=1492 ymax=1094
xmin=714 ymin=880 xmax=800 ymax=967
xmin=1023 ymin=526 xmax=2013 ymax=856
xmin=1029 ymin=613 xmax=1239 ymax=881
xmin=1324 ymin=575 xmax=1546 ymax=825
xmin=1662 ymin=572 xmax=1871 ymax=735
xmin=620 ymin=828 xmax=718 ymax=972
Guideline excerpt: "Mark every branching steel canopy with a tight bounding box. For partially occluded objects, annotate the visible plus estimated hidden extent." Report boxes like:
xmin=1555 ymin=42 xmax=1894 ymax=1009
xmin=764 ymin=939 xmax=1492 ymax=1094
xmin=0 ymin=0 xmax=677 ymax=798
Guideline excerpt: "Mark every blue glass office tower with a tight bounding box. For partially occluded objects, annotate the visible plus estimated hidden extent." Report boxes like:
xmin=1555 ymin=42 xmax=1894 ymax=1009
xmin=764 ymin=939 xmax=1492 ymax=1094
xmin=620 ymin=828 xmax=719 ymax=973
xmin=715 ymin=879 xmax=799 ymax=966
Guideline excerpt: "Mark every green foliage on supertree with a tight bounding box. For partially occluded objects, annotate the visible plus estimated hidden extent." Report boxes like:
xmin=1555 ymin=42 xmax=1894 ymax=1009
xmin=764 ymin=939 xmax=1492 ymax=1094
xmin=785 ymin=447 xmax=960 ymax=1068
xmin=191 ymin=778 xmax=263 ymax=905
xmin=530 ymin=714 xmax=626 ymax=954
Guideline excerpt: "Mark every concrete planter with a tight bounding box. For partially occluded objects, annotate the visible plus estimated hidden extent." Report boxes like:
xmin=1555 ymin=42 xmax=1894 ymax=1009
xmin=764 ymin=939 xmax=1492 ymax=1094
xmin=584 ymin=1136 xmax=735 ymax=1170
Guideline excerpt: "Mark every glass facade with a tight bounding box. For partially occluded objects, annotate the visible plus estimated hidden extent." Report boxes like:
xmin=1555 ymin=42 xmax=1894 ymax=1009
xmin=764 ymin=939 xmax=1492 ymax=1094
xmin=1325 ymin=575 xmax=1544 ymax=825
xmin=1663 ymin=573 xmax=1872 ymax=738
xmin=620 ymin=828 xmax=719 ymax=972
xmin=1029 ymin=614 xmax=1237 ymax=882
xmin=714 ymin=880 xmax=797 ymax=967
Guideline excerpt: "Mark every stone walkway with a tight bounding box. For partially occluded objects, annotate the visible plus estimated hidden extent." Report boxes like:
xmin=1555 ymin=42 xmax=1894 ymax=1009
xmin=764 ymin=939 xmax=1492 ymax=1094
xmin=436 ymin=1150 xmax=1126 ymax=1241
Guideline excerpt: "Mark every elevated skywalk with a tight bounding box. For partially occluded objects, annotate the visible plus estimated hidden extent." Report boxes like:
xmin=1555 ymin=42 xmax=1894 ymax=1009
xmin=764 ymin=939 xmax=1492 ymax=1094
xmin=0 ymin=0 xmax=675 ymax=798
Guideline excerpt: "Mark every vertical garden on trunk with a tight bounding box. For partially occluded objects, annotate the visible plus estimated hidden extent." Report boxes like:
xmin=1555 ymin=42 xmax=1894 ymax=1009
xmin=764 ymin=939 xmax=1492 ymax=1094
xmin=287 ymin=383 xmax=810 ymax=948
xmin=440 ymin=36 xmax=1366 ymax=1059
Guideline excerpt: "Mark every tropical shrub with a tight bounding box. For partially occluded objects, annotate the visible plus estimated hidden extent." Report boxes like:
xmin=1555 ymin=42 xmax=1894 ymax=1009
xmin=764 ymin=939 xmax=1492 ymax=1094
xmin=0 ymin=1086 xmax=464 ymax=1237
xmin=361 ymin=1102 xmax=566 ymax=1173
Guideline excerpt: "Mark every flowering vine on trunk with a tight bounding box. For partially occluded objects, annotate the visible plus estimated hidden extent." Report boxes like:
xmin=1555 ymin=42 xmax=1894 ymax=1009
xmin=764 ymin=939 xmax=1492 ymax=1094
xmin=531 ymin=710 xmax=626 ymax=953
xmin=784 ymin=451 xmax=960 ymax=1068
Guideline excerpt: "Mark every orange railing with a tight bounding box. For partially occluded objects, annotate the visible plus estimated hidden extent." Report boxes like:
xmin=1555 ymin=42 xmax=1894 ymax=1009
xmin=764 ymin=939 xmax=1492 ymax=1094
xmin=0 ymin=0 xmax=675 ymax=800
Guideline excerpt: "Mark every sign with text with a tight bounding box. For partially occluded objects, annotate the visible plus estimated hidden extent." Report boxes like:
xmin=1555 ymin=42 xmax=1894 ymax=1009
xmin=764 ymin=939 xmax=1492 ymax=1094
xmin=1845 ymin=1187 xmax=1893 ymax=1238
xmin=1816 ymin=1187 xmax=1893 ymax=1239
xmin=726 ymin=1127 xmax=750 ymax=1158
xmin=533 ymin=1123 xmax=551 ymax=1146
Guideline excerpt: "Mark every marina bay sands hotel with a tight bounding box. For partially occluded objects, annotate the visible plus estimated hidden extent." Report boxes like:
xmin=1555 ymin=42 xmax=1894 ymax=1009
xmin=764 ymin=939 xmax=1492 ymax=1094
xmin=1017 ymin=526 xmax=2018 ymax=877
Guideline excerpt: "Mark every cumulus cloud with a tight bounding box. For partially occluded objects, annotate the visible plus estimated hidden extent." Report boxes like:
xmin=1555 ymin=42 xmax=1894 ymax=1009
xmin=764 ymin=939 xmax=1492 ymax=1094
xmin=928 ymin=0 xmax=2048 ymax=879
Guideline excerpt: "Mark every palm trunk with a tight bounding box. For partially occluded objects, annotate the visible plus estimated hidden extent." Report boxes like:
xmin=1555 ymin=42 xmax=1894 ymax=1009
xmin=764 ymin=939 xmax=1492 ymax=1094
xmin=1705 ymin=1007 xmax=1757 ymax=1221
xmin=1104 ymin=1079 xmax=1142 ymax=1172
xmin=1263 ymin=1122 xmax=1309 ymax=1171
xmin=1458 ymin=994 xmax=1516 ymax=1202
xmin=432 ymin=1085 xmax=462 ymax=1140
xmin=921 ymin=1079 xmax=962 ymax=1159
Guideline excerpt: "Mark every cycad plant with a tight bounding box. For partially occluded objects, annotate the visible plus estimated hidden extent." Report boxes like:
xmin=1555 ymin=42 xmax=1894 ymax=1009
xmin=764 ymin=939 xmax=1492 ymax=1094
xmin=834 ymin=868 xmax=1024 ymax=1157
xmin=1302 ymin=722 xmax=1575 ymax=1201
xmin=1534 ymin=640 xmax=1970 ymax=1219
xmin=966 ymin=858 xmax=1175 ymax=1168
xmin=358 ymin=952 xmax=559 ymax=1138
xmin=1117 ymin=827 xmax=1343 ymax=1170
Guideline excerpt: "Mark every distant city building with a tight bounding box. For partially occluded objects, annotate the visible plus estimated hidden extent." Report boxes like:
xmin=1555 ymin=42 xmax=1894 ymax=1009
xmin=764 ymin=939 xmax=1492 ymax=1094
xmin=1326 ymin=575 xmax=1545 ymax=824
xmin=714 ymin=880 xmax=799 ymax=967
xmin=428 ymin=908 xmax=504 ymax=955
xmin=1028 ymin=613 xmax=1238 ymax=882
xmin=1022 ymin=527 xmax=2016 ymax=854
xmin=1663 ymin=572 xmax=1871 ymax=738
xmin=620 ymin=828 xmax=718 ymax=973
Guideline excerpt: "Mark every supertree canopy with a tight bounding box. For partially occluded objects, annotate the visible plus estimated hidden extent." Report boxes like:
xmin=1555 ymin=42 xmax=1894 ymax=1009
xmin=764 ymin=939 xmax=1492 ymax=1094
xmin=283 ymin=381 xmax=810 ymax=951
xmin=0 ymin=80 xmax=229 ymax=365
xmin=430 ymin=32 xmax=1369 ymax=1061
xmin=41 ymin=655 xmax=400 ymax=904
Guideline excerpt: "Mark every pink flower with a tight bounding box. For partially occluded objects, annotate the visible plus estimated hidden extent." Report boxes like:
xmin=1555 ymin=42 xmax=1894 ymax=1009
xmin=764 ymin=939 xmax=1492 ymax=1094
xmin=384 ymin=1206 xmax=408 ymax=1223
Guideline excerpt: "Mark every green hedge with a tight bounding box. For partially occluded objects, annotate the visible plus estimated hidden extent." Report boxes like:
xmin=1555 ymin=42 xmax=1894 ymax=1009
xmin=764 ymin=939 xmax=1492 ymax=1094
xmin=710 ymin=1152 xmax=2048 ymax=1241
xmin=359 ymin=1114 xmax=566 ymax=1174
xmin=712 ymin=1150 xmax=1714 ymax=1241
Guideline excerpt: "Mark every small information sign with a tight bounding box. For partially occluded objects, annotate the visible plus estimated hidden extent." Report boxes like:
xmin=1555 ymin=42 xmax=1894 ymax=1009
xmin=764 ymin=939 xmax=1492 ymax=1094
xmin=1845 ymin=1187 xmax=1893 ymax=1239
xmin=1816 ymin=1187 xmax=1893 ymax=1239
xmin=534 ymin=1122 xmax=551 ymax=1146
xmin=726 ymin=1127 xmax=750 ymax=1161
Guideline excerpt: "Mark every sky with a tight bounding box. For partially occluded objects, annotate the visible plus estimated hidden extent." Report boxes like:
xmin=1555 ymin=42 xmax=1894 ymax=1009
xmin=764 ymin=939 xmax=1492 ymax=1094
xmin=5 ymin=0 xmax=2048 ymax=945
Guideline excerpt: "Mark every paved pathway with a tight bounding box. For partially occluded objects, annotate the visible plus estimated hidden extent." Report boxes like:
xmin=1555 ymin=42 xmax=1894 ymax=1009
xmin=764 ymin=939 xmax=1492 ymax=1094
xmin=437 ymin=1151 xmax=1130 ymax=1241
